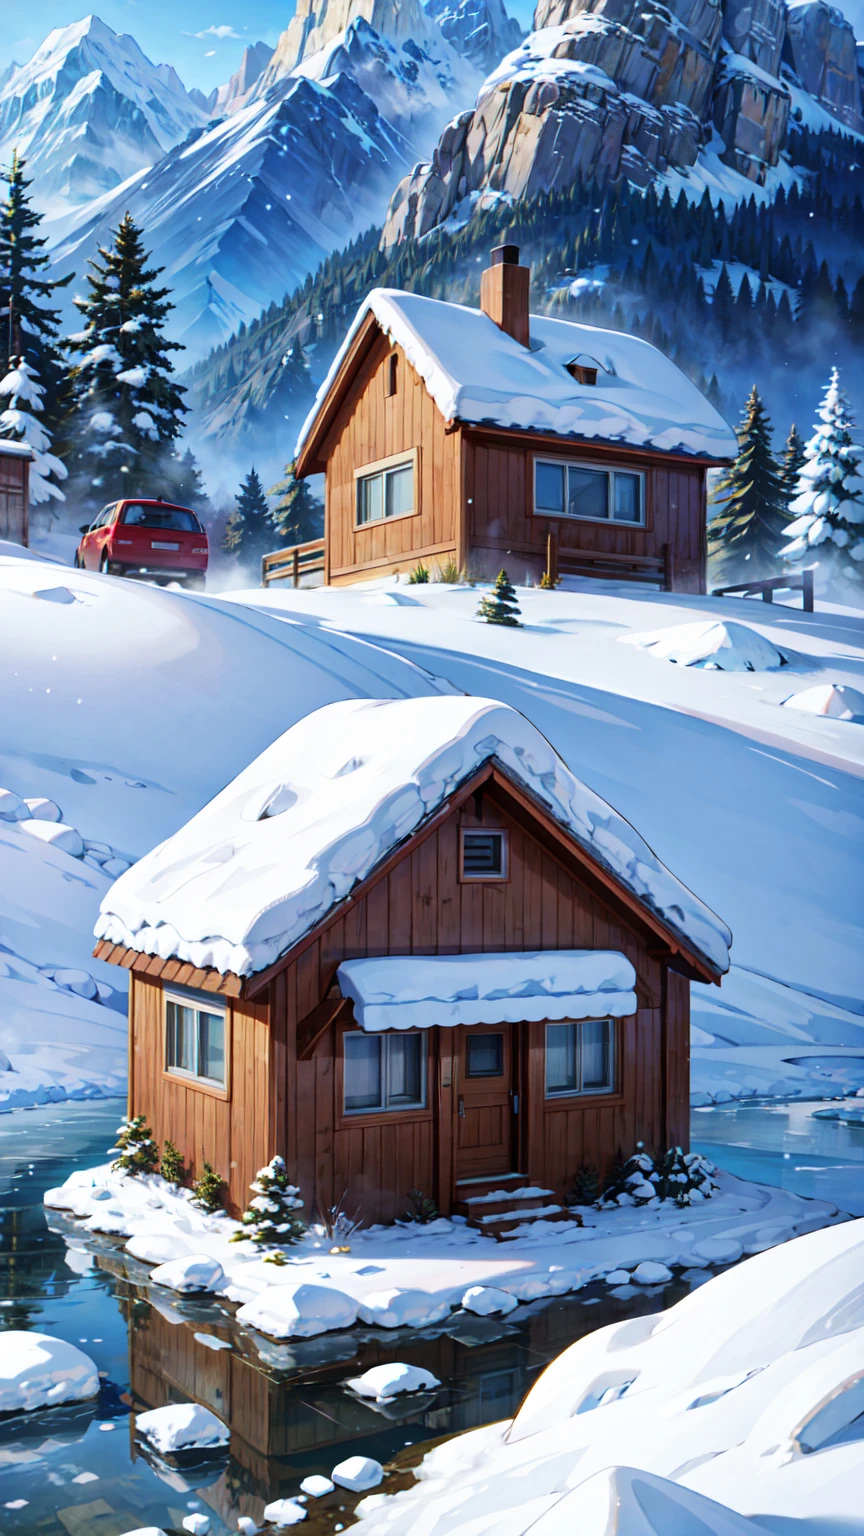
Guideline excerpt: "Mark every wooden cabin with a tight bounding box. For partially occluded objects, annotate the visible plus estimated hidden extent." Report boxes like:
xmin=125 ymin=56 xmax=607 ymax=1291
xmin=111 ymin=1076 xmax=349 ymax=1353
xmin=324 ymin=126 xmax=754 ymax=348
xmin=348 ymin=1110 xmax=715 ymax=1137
xmin=286 ymin=247 xmax=736 ymax=593
xmin=0 ymin=439 xmax=32 ymax=546
xmin=94 ymin=697 xmax=730 ymax=1229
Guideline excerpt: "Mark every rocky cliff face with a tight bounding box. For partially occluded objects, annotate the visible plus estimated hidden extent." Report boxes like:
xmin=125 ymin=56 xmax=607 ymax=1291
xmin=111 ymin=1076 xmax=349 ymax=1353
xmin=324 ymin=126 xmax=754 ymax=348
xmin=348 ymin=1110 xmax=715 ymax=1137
xmin=207 ymin=41 xmax=275 ymax=116
xmin=256 ymin=0 xmax=441 ymax=83
xmin=382 ymin=0 xmax=861 ymax=245
xmin=423 ymin=0 xmax=524 ymax=73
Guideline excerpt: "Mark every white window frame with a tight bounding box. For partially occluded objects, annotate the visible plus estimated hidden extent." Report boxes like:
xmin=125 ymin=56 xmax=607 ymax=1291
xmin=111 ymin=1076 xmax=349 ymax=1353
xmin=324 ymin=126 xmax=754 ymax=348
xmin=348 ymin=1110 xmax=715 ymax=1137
xmin=165 ymin=989 xmax=228 ymax=1087
xmin=533 ymin=457 xmax=646 ymax=527
xmin=544 ymin=1018 xmax=616 ymax=1099
xmin=354 ymin=449 xmax=418 ymax=528
xmin=460 ymin=827 xmax=509 ymax=882
xmin=343 ymin=1030 xmax=427 ymax=1115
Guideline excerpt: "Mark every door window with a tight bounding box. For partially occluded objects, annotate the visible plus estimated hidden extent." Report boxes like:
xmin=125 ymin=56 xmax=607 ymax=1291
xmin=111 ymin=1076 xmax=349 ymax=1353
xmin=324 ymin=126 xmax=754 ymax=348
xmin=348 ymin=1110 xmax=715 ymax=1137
xmin=466 ymin=1033 xmax=504 ymax=1077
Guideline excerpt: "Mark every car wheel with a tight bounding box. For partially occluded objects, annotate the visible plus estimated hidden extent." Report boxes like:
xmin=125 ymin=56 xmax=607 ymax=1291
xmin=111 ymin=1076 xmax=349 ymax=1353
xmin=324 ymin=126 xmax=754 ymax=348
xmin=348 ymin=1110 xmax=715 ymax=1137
xmin=98 ymin=552 xmax=109 ymax=574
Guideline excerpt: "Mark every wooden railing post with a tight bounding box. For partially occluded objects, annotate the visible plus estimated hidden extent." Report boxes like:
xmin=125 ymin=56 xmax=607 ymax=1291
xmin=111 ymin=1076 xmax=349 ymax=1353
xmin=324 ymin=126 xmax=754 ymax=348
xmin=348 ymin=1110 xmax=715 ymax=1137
xmin=293 ymin=546 xmax=299 ymax=589
xmin=663 ymin=542 xmax=674 ymax=592
xmin=546 ymin=531 xmax=558 ymax=586
xmin=802 ymin=568 xmax=814 ymax=612
xmin=761 ymin=586 xmax=773 ymax=603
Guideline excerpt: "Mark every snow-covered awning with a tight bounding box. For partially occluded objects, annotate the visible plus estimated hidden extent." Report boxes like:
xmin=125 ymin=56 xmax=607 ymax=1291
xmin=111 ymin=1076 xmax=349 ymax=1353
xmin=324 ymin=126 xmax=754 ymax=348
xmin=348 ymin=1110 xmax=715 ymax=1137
xmin=336 ymin=951 xmax=637 ymax=1032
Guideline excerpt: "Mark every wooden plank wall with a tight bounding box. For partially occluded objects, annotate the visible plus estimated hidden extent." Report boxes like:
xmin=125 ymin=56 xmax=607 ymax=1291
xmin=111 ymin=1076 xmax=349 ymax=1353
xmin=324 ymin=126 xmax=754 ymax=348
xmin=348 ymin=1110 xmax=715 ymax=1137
xmin=130 ymin=976 xmax=270 ymax=1215
xmin=463 ymin=431 xmax=707 ymax=592
xmin=269 ymin=789 xmax=678 ymax=1224
xmin=323 ymin=334 xmax=460 ymax=582
xmin=0 ymin=453 xmax=27 ymax=543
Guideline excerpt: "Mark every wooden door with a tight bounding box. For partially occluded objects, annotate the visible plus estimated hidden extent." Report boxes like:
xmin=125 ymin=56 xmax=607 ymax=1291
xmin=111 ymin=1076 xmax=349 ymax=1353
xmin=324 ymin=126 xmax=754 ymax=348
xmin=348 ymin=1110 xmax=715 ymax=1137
xmin=453 ymin=1024 xmax=516 ymax=1182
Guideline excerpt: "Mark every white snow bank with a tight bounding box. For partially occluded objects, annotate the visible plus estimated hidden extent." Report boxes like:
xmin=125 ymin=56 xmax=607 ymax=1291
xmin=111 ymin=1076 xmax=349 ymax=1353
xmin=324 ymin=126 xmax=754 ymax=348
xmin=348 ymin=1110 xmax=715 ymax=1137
xmin=347 ymin=1363 xmax=441 ymax=1401
xmin=781 ymin=682 xmax=864 ymax=721
xmin=135 ymin=1402 xmax=228 ymax=1454
xmin=149 ymin=1255 xmax=226 ymax=1293
xmin=338 ymin=951 xmax=637 ymax=1030
xmin=354 ymin=1219 xmax=864 ymax=1536
xmin=236 ymin=1282 xmax=359 ymax=1339
xmin=0 ymin=1332 xmax=99 ymax=1413
xmin=96 ymin=697 xmax=731 ymax=979
xmin=332 ymin=1455 xmax=383 ymax=1492
xmin=621 ymin=620 xmax=787 ymax=672
xmin=296 ymin=290 xmax=738 ymax=463
xmin=357 ymin=1289 xmax=452 ymax=1328
xmin=462 ymin=1284 xmax=518 ymax=1315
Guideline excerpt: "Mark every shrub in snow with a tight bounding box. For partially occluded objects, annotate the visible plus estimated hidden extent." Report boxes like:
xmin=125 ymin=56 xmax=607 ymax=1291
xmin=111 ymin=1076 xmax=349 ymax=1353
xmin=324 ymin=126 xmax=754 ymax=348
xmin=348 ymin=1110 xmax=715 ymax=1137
xmin=568 ymin=1164 xmax=601 ymax=1206
xmin=476 ymin=568 xmax=522 ymax=627
xmin=231 ymin=1156 xmax=305 ymax=1248
xmin=602 ymin=1145 xmax=718 ymax=1208
xmin=331 ymin=1456 xmax=384 ymax=1492
xmin=406 ymin=1188 xmax=439 ymax=1224
xmin=782 ymin=367 xmax=864 ymax=584
xmin=150 ymin=1255 xmax=226 ymax=1293
xmin=357 ymin=1289 xmax=451 ymax=1329
xmin=190 ymin=1161 xmax=226 ymax=1213
xmin=112 ymin=1115 xmax=159 ymax=1176
xmin=160 ymin=1139 xmax=186 ymax=1186
xmin=461 ymin=1285 xmax=518 ymax=1317
xmin=0 ymin=1332 xmax=99 ymax=1413
xmin=347 ymin=1363 xmax=441 ymax=1402
xmin=236 ymin=1282 xmax=358 ymax=1339
xmin=300 ymin=1475 xmax=334 ymax=1497
xmin=263 ymin=1498 xmax=306 ymax=1526
xmin=407 ymin=560 xmax=430 ymax=584
xmin=136 ymin=1402 xmax=229 ymax=1454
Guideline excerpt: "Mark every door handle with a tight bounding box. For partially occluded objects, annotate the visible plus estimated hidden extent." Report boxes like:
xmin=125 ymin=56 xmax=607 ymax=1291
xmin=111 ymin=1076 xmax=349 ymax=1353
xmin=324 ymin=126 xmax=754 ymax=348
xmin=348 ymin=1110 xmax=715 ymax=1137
xmin=458 ymin=1096 xmax=466 ymax=1119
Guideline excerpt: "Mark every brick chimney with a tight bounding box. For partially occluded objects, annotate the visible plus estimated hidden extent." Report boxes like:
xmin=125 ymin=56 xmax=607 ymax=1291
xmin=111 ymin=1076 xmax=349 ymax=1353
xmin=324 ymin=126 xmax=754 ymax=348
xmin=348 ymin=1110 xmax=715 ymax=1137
xmin=480 ymin=244 xmax=530 ymax=348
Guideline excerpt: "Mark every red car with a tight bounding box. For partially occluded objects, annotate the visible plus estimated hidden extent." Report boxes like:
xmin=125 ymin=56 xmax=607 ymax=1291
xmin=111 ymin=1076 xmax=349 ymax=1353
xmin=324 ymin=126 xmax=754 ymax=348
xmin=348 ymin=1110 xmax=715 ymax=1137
xmin=74 ymin=499 xmax=208 ymax=589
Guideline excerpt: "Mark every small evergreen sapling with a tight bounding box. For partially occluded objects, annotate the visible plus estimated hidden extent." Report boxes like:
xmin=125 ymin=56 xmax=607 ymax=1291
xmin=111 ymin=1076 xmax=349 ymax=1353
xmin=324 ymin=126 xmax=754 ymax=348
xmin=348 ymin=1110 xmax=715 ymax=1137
xmin=112 ymin=1116 xmax=159 ymax=1176
xmin=231 ymin=1156 xmax=305 ymax=1247
xmin=476 ymin=569 xmax=522 ymax=626
xmin=406 ymin=1189 xmax=439 ymax=1224
xmin=191 ymin=1162 xmax=226 ymax=1214
xmin=160 ymin=1139 xmax=186 ymax=1186
xmin=601 ymin=1142 xmax=719 ymax=1207
xmin=779 ymin=423 xmax=806 ymax=510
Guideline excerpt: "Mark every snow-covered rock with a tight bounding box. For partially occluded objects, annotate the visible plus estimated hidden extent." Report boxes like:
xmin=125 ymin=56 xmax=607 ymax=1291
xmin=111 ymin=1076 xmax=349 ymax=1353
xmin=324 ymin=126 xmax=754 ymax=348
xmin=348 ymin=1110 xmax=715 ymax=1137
xmin=630 ymin=1261 xmax=672 ymax=1285
xmin=126 ymin=1233 xmax=193 ymax=1265
xmin=24 ymin=798 xmax=62 ymax=821
xmin=263 ymin=1499 xmax=307 ymax=1526
xmin=356 ymin=1289 xmax=452 ymax=1328
xmin=181 ymin=1515 xmax=211 ymax=1534
xmin=135 ymin=1402 xmax=229 ymax=1454
xmin=0 ymin=788 xmax=30 ymax=820
xmin=331 ymin=1455 xmax=384 ymax=1492
xmin=621 ymin=620 xmax=787 ymax=671
xmin=236 ymin=1283 xmax=358 ymax=1339
xmin=0 ymin=1332 xmax=99 ymax=1413
xmin=300 ymin=1475 xmax=335 ymax=1497
xmin=347 ymin=1363 xmax=441 ymax=1401
xmin=149 ymin=1255 xmax=226 ymax=1294
xmin=17 ymin=819 xmax=85 ymax=857
xmin=781 ymin=682 xmax=864 ymax=721
xmin=461 ymin=1285 xmax=519 ymax=1316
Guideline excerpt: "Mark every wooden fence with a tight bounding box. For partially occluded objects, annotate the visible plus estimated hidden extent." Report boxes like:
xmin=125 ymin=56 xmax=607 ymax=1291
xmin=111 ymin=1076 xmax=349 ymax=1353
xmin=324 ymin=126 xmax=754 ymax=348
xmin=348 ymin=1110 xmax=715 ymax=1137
xmin=261 ymin=538 xmax=326 ymax=587
xmin=712 ymin=568 xmax=815 ymax=612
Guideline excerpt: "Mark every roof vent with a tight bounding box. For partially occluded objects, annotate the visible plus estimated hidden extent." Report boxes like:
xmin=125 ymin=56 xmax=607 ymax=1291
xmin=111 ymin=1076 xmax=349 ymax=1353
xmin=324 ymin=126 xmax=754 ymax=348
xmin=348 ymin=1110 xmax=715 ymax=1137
xmin=565 ymin=353 xmax=603 ymax=386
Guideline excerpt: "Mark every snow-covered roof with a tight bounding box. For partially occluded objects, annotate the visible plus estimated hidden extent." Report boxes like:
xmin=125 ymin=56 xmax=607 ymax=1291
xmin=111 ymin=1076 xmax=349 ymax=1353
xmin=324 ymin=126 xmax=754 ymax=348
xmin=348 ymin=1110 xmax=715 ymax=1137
xmin=0 ymin=439 xmax=34 ymax=459
xmin=95 ymin=697 xmax=732 ymax=979
xmin=295 ymin=289 xmax=738 ymax=463
xmin=338 ymin=951 xmax=637 ymax=1030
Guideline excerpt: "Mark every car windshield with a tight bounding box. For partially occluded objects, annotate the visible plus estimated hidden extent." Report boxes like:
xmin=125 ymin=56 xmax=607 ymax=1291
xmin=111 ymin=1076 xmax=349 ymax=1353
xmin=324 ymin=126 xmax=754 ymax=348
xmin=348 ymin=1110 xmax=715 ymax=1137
xmin=121 ymin=503 xmax=202 ymax=532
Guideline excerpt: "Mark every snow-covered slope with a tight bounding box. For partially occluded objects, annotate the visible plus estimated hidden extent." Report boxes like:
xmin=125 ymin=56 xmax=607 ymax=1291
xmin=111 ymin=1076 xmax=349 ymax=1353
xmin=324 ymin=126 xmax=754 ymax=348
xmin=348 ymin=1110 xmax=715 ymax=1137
xmin=0 ymin=550 xmax=442 ymax=1108
xmin=0 ymin=16 xmax=207 ymax=217
xmin=352 ymin=1219 xmax=864 ymax=1535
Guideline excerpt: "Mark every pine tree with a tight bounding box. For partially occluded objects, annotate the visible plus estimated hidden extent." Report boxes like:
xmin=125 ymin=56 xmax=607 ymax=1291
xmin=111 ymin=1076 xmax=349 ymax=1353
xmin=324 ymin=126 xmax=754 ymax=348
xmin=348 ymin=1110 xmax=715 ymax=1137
xmin=476 ymin=569 xmax=522 ymax=626
xmin=191 ymin=1162 xmax=226 ymax=1213
xmin=111 ymin=1116 xmax=159 ymax=1176
xmin=230 ymin=1157 xmax=305 ymax=1247
xmin=708 ymin=386 xmax=790 ymax=581
xmin=224 ymin=467 xmax=273 ymax=559
xmin=268 ymin=460 xmax=323 ymax=545
xmin=160 ymin=1140 xmax=186 ymax=1186
xmin=779 ymin=423 xmax=806 ymax=509
xmin=0 ymin=151 xmax=71 ymax=505
xmin=782 ymin=368 xmax=864 ymax=582
xmin=64 ymin=212 xmax=187 ymax=521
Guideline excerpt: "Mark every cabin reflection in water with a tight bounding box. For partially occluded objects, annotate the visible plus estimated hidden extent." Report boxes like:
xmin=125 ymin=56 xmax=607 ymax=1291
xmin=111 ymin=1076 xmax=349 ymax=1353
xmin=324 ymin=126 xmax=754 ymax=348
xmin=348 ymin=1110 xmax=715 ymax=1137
xmin=123 ymin=1286 xmax=671 ymax=1525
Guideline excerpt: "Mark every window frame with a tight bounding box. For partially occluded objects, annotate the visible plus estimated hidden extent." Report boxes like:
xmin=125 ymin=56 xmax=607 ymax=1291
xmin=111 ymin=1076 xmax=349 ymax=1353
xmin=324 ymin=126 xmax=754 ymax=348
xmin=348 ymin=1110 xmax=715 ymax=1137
xmin=339 ymin=1027 xmax=431 ymax=1122
xmin=162 ymin=987 xmax=231 ymax=1099
xmin=354 ymin=449 xmax=419 ymax=529
xmin=459 ymin=826 xmax=510 ymax=883
xmin=532 ymin=457 xmax=646 ymax=528
xmin=544 ymin=1018 xmax=617 ymax=1100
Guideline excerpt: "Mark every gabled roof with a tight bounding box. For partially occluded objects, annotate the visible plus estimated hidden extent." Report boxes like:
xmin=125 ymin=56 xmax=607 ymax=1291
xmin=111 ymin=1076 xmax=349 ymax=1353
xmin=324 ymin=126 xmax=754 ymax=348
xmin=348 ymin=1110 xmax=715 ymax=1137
xmin=294 ymin=289 xmax=737 ymax=472
xmin=95 ymin=697 xmax=732 ymax=982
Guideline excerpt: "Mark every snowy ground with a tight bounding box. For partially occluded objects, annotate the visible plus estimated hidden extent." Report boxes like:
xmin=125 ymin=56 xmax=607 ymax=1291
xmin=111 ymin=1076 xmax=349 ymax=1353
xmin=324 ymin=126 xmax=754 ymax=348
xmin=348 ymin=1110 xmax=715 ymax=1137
xmin=221 ymin=576 xmax=864 ymax=1105
xmin=347 ymin=1218 xmax=864 ymax=1536
xmin=43 ymin=1160 xmax=843 ymax=1347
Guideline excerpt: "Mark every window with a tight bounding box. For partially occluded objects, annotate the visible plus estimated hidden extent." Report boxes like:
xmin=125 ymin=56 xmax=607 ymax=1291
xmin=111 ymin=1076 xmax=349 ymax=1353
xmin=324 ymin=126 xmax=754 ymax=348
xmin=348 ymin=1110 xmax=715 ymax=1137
xmin=545 ymin=1019 xmax=615 ymax=1097
xmin=460 ymin=828 xmax=508 ymax=880
xmin=466 ymin=1033 xmax=504 ymax=1077
xmin=165 ymin=993 xmax=226 ymax=1086
xmin=121 ymin=503 xmax=202 ymax=532
xmin=385 ymin=353 xmax=398 ymax=397
xmin=534 ymin=460 xmax=644 ymax=526
xmin=344 ymin=1031 xmax=425 ymax=1113
xmin=356 ymin=457 xmax=415 ymax=525
xmin=90 ymin=505 xmax=115 ymax=530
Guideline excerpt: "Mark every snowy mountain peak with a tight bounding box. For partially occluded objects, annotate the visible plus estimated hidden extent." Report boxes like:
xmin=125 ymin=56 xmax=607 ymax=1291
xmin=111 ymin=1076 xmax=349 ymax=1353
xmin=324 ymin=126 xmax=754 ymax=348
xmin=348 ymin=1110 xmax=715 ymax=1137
xmin=256 ymin=0 xmax=450 ymax=87
xmin=208 ymin=40 xmax=275 ymax=117
xmin=0 ymin=14 xmax=207 ymax=217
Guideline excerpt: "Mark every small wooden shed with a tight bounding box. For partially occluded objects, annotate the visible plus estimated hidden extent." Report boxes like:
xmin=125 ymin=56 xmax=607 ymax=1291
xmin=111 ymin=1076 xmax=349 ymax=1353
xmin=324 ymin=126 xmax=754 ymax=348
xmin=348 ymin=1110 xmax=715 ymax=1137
xmin=94 ymin=697 xmax=731 ymax=1228
xmin=0 ymin=439 xmax=33 ymax=546
xmin=290 ymin=247 xmax=736 ymax=593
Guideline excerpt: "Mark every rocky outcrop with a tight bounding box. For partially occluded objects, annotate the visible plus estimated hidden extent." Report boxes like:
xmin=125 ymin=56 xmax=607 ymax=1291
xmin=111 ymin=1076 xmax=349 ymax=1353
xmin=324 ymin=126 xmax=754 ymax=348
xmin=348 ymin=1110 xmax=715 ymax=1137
xmin=424 ymin=0 xmax=524 ymax=73
xmin=256 ymin=0 xmax=443 ymax=82
xmin=783 ymin=0 xmax=864 ymax=133
xmin=207 ymin=41 xmax=275 ymax=116
xmin=721 ymin=0 xmax=786 ymax=76
xmin=712 ymin=52 xmax=790 ymax=180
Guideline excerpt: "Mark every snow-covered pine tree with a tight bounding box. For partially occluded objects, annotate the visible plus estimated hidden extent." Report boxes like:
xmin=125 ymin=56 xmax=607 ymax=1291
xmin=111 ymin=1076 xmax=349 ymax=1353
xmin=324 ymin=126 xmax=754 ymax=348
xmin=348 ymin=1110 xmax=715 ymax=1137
xmin=781 ymin=368 xmax=864 ymax=585
xmin=230 ymin=1156 xmax=305 ymax=1247
xmin=476 ymin=569 xmax=522 ymax=626
xmin=707 ymin=385 xmax=789 ymax=582
xmin=0 ymin=151 xmax=71 ymax=506
xmin=111 ymin=1115 xmax=159 ymax=1176
xmin=64 ymin=212 xmax=187 ymax=520
xmin=223 ymin=467 xmax=273 ymax=560
xmin=268 ymin=461 xmax=323 ymax=546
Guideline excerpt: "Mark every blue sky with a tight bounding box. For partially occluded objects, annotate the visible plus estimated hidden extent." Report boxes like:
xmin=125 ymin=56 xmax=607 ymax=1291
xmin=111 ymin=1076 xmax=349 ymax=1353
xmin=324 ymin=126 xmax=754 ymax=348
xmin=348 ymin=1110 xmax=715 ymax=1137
xmin=1 ymin=1 xmax=860 ymax=93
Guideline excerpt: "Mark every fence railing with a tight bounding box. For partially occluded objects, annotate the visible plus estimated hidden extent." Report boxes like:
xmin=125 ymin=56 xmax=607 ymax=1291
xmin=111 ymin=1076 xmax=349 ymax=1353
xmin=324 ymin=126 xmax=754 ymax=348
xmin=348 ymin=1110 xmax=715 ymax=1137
xmin=546 ymin=533 xmax=673 ymax=589
xmin=261 ymin=539 xmax=326 ymax=588
xmin=711 ymin=568 xmax=815 ymax=612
